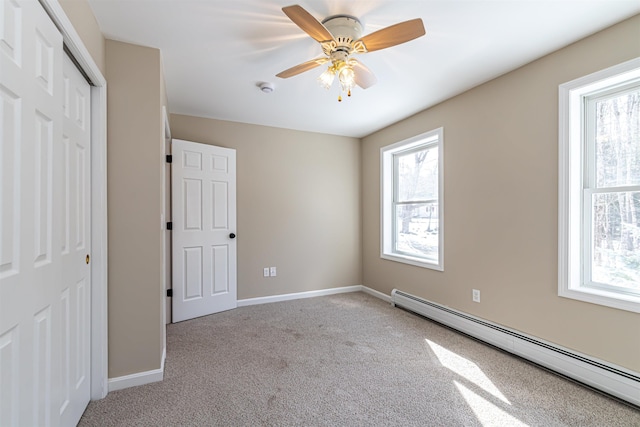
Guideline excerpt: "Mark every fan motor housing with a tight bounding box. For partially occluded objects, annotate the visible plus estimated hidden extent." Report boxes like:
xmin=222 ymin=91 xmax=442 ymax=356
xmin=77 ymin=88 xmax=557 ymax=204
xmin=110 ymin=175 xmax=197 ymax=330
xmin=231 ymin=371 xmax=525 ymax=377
xmin=322 ymin=15 xmax=363 ymax=47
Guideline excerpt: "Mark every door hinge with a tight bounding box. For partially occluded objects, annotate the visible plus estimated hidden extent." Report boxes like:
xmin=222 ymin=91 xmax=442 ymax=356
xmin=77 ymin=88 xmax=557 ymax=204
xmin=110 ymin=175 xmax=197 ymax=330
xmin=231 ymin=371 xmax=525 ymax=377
xmin=166 ymin=222 xmax=173 ymax=230
xmin=166 ymin=289 xmax=173 ymax=297
xmin=166 ymin=154 xmax=172 ymax=163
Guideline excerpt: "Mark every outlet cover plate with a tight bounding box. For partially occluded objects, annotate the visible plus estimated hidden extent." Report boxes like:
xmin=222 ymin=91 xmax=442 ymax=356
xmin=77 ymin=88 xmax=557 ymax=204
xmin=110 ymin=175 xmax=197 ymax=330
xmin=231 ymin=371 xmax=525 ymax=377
xmin=472 ymin=289 xmax=481 ymax=303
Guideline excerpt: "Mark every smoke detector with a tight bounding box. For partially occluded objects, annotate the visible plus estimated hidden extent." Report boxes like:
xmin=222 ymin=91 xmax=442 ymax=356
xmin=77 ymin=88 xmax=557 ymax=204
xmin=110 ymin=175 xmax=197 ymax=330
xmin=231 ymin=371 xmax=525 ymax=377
xmin=259 ymin=82 xmax=275 ymax=93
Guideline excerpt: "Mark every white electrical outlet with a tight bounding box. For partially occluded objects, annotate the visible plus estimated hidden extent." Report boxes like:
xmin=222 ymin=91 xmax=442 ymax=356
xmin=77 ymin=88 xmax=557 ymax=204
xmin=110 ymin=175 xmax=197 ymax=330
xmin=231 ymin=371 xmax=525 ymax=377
xmin=263 ymin=268 xmax=270 ymax=277
xmin=472 ymin=289 xmax=481 ymax=303
xmin=270 ymin=267 xmax=277 ymax=277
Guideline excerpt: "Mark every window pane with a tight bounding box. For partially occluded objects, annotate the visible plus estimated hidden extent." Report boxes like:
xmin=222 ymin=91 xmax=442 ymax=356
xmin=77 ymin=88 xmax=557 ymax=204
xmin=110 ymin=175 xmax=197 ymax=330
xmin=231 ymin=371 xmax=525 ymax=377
xmin=591 ymin=191 xmax=640 ymax=293
xmin=595 ymin=89 xmax=640 ymax=188
xmin=395 ymin=203 xmax=439 ymax=261
xmin=397 ymin=146 xmax=438 ymax=202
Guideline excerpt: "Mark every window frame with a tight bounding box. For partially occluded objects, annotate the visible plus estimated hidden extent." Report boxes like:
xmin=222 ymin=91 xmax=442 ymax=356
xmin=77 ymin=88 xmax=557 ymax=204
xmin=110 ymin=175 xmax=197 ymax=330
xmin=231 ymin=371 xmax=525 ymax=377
xmin=381 ymin=128 xmax=444 ymax=271
xmin=558 ymin=57 xmax=640 ymax=313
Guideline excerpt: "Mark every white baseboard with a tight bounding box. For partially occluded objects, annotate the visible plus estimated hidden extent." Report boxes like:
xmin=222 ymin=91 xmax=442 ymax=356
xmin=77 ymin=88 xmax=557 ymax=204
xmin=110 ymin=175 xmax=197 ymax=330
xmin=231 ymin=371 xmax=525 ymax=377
xmin=237 ymin=285 xmax=363 ymax=307
xmin=108 ymin=347 xmax=165 ymax=392
xmin=391 ymin=289 xmax=640 ymax=407
xmin=360 ymin=286 xmax=392 ymax=303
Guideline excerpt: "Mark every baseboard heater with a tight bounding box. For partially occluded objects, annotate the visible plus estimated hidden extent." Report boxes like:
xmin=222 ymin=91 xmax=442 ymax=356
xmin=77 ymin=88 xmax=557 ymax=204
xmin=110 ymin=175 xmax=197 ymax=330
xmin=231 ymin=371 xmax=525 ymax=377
xmin=391 ymin=289 xmax=640 ymax=407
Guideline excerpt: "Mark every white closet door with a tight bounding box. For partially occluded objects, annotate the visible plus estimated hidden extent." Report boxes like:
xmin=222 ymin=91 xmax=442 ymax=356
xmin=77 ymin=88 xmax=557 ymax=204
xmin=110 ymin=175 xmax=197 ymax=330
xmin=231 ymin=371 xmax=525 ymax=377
xmin=59 ymin=51 xmax=92 ymax=426
xmin=0 ymin=1 xmax=91 ymax=425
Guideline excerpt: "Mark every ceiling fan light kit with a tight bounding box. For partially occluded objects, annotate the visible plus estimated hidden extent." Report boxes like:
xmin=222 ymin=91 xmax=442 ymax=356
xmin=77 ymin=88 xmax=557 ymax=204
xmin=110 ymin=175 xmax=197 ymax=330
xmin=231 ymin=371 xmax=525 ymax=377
xmin=277 ymin=4 xmax=426 ymax=101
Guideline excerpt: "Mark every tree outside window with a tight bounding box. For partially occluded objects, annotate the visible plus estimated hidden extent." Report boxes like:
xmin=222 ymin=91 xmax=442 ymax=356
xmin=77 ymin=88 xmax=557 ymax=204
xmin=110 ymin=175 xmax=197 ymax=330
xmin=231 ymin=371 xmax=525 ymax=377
xmin=588 ymin=88 xmax=640 ymax=294
xmin=394 ymin=146 xmax=439 ymax=262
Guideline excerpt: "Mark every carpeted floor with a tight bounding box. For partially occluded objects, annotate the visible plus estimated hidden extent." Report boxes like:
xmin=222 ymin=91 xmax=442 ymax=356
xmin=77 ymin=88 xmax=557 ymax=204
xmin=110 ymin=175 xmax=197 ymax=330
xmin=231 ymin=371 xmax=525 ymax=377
xmin=79 ymin=292 xmax=640 ymax=426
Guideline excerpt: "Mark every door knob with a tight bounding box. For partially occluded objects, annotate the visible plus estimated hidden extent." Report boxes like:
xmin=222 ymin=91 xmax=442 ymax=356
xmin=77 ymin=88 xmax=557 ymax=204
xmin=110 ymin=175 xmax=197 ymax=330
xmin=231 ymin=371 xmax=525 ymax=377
xmin=86 ymin=254 xmax=90 ymax=264
xmin=229 ymin=233 xmax=236 ymax=239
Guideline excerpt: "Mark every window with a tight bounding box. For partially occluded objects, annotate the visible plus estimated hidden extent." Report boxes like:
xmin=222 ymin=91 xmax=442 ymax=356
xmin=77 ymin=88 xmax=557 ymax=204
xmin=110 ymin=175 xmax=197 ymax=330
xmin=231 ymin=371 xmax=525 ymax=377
xmin=381 ymin=128 xmax=443 ymax=270
xmin=559 ymin=58 xmax=640 ymax=312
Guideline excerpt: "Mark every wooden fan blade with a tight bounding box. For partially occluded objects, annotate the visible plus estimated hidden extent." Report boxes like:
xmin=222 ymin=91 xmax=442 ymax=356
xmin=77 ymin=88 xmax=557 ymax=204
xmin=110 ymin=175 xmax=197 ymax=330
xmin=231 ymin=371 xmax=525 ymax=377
xmin=282 ymin=5 xmax=334 ymax=43
xmin=352 ymin=60 xmax=377 ymax=89
xmin=358 ymin=18 xmax=425 ymax=52
xmin=276 ymin=57 xmax=329 ymax=78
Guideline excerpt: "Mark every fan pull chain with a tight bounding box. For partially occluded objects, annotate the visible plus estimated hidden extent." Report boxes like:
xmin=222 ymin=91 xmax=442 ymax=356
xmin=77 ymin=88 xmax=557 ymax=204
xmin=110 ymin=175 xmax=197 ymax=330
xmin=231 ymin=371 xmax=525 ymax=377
xmin=338 ymin=88 xmax=353 ymax=102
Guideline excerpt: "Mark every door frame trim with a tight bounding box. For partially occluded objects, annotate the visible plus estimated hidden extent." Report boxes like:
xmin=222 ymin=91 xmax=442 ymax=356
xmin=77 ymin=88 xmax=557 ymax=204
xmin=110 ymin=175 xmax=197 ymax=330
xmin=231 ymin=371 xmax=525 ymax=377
xmin=40 ymin=0 xmax=109 ymax=400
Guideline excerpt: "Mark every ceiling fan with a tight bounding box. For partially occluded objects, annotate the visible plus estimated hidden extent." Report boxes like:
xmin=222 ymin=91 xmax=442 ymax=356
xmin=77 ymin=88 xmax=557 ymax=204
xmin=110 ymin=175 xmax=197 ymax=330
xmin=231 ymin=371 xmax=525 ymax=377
xmin=276 ymin=5 xmax=426 ymax=101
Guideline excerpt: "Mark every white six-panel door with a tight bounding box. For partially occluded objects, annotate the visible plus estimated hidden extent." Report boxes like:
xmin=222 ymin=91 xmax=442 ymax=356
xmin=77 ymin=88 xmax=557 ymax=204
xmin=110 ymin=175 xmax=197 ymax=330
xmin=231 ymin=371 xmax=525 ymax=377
xmin=171 ymin=139 xmax=237 ymax=323
xmin=0 ymin=0 xmax=91 ymax=425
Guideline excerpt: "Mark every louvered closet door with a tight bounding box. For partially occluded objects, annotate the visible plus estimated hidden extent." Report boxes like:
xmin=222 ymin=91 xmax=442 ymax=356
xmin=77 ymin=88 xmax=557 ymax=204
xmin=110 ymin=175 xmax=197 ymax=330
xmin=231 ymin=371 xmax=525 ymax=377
xmin=0 ymin=1 xmax=92 ymax=426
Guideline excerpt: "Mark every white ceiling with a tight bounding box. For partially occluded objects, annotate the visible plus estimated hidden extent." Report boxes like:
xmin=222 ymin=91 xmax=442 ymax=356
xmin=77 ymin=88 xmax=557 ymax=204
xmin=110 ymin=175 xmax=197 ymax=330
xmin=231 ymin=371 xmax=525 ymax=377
xmin=87 ymin=0 xmax=640 ymax=138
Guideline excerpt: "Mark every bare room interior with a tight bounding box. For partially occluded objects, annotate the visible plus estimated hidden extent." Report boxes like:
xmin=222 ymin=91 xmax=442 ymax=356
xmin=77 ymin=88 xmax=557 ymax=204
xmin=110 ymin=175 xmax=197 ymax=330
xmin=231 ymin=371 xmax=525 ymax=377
xmin=1 ymin=0 xmax=639 ymax=425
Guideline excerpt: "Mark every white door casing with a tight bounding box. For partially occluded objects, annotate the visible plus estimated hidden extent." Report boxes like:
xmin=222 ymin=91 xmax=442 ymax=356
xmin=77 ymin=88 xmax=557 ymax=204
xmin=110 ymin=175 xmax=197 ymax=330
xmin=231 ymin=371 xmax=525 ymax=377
xmin=171 ymin=139 xmax=237 ymax=323
xmin=163 ymin=108 xmax=171 ymax=325
xmin=0 ymin=0 xmax=91 ymax=424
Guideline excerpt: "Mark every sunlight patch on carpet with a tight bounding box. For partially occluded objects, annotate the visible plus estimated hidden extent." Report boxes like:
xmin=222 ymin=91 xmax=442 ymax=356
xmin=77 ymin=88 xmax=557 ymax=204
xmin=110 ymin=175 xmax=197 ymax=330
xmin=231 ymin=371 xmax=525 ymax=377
xmin=455 ymin=381 xmax=528 ymax=427
xmin=425 ymin=339 xmax=510 ymax=404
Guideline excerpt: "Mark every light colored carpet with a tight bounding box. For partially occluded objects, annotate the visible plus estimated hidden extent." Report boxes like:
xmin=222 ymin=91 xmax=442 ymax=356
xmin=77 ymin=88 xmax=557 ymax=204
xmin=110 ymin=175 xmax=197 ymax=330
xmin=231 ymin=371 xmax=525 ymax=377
xmin=79 ymin=292 xmax=640 ymax=426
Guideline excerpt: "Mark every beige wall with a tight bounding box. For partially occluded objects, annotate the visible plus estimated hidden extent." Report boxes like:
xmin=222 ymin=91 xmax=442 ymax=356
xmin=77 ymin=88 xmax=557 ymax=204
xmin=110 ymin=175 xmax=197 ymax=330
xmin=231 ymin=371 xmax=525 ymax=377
xmin=58 ymin=0 xmax=106 ymax=76
xmin=60 ymin=0 xmax=638 ymax=379
xmin=106 ymin=40 xmax=165 ymax=377
xmin=361 ymin=15 xmax=640 ymax=371
xmin=170 ymin=115 xmax=362 ymax=300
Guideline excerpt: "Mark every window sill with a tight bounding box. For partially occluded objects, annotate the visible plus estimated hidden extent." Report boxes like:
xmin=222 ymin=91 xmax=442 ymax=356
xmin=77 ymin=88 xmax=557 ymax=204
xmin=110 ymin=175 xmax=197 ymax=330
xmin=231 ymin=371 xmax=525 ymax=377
xmin=381 ymin=253 xmax=443 ymax=271
xmin=559 ymin=286 xmax=640 ymax=313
